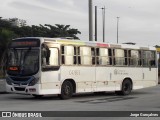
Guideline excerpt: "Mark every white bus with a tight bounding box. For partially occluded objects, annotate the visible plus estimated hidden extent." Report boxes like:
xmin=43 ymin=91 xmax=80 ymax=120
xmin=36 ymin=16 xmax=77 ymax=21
xmin=6 ymin=37 xmax=158 ymax=99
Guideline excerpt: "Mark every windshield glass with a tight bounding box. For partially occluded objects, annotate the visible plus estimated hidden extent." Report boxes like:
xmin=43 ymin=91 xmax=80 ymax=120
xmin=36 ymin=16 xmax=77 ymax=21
xmin=7 ymin=48 xmax=39 ymax=76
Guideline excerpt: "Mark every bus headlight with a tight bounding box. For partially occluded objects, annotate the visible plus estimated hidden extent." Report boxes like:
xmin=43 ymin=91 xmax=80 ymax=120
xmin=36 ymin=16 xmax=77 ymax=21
xmin=28 ymin=78 xmax=39 ymax=86
xmin=6 ymin=78 xmax=12 ymax=85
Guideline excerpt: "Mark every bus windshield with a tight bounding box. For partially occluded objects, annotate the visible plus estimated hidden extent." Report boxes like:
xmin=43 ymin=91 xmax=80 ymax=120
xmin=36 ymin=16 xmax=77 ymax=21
xmin=7 ymin=48 xmax=39 ymax=76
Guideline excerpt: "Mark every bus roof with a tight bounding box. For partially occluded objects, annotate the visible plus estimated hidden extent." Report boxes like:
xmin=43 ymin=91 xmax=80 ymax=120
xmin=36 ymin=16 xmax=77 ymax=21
xmin=13 ymin=37 xmax=156 ymax=51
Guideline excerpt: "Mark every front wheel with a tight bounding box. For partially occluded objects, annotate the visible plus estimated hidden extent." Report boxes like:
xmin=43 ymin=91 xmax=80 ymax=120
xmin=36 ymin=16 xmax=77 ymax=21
xmin=58 ymin=81 xmax=73 ymax=100
xmin=115 ymin=80 xmax=132 ymax=95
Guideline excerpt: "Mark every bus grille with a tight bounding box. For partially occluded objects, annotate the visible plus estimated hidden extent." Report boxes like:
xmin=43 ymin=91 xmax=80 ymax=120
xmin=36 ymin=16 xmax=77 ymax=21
xmin=14 ymin=87 xmax=25 ymax=91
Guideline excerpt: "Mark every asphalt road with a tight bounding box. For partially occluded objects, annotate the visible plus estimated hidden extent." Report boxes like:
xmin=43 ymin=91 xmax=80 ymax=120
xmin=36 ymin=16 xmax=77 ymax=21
xmin=0 ymin=85 xmax=160 ymax=120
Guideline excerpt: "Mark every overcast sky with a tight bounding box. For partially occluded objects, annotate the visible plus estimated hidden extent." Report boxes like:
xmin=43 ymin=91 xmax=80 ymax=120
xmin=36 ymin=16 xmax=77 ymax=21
xmin=0 ymin=0 xmax=160 ymax=46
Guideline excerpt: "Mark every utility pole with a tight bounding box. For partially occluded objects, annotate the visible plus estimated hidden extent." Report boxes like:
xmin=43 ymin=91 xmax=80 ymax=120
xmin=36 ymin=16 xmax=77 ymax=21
xmin=95 ymin=6 xmax=97 ymax=41
xmin=117 ymin=17 xmax=120 ymax=44
xmin=101 ymin=6 xmax=105 ymax=43
xmin=89 ymin=0 xmax=93 ymax=41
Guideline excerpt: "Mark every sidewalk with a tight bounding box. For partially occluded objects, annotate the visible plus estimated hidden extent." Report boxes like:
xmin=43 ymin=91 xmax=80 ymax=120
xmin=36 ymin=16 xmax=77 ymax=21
xmin=0 ymin=79 xmax=6 ymax=93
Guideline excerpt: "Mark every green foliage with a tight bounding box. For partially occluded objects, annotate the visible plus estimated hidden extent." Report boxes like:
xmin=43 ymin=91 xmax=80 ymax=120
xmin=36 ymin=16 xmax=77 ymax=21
xmin=0 ymin=29 xmax=17 ymax=76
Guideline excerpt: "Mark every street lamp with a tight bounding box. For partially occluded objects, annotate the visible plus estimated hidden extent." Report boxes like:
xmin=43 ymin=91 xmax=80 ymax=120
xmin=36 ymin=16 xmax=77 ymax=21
xmin=117 ymin=17 xmax=120 ymax=44
xmin=101 ymin=6 xmax=106 ymax=43
xmin=95 ymin=6 xmax=97 ymax=42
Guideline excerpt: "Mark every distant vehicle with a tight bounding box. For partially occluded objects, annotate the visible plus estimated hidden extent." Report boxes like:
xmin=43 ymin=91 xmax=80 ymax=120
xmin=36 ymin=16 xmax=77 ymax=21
xmin=6 ymin=37 xmax=158 ymax=99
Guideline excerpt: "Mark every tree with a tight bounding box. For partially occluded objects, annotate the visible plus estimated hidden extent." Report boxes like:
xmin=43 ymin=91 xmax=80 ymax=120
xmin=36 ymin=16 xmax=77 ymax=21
xmin=55 ymin=24 xmax=81 ymax=39
xmin=0 ymin=29 xmax=16 ymax=76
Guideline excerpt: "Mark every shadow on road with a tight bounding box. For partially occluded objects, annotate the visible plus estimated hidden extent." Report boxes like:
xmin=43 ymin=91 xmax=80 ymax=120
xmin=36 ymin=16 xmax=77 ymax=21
xmin=4 ymin=91 xmax=149 ymax=101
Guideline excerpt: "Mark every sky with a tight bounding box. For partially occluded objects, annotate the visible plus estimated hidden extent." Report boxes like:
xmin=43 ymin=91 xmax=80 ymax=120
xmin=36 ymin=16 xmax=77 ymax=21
xmin=0 ymin=0 xmax=160 ymax=46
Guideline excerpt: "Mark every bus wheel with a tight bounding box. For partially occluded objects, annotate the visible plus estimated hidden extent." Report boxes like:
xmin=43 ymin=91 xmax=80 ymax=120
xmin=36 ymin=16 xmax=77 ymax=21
xmin=59 ymin=81 xmax=73 ymax=100
xmin=115 ymin=80 xmax=132 ymax=95
xmin=32 ymin=94 xmax=43 ymax=98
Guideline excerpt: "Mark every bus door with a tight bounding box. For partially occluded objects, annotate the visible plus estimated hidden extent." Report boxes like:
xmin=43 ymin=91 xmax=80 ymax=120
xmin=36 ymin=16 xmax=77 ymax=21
xmin=41 ymin=44 xmax=60 ymax=91
xmin=142 ymin=51 xmax=157 ymax=82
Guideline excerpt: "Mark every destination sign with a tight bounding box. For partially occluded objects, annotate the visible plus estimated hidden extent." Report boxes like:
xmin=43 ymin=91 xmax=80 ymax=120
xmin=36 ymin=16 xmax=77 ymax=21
xmin=10 ymin=39 xmax=40 ymax=48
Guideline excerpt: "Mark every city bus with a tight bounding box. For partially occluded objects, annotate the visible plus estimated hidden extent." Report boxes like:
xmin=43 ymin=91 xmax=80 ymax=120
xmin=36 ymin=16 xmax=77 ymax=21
xmin=6 ymin=37 xmax=158 ymax=99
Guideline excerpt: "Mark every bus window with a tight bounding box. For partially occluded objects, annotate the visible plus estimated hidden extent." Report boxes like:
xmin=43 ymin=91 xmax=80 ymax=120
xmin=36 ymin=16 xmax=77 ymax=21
xmin=108 ymin=49 xmax=112 ymax=65
xmin=49 ymin=48 xmax=59 ymax=66
xmin=99 ymin=48 xmax=109 ymax=65
xmin=150 ymin=51 xmax=156 ymax=67
xmin=142 ymin=51 xmax=156 ymax=67
xmin=91 ymin=48 xmax=95 ymax=65
xmin=130 ymin=50 xmax=139 ymax=66
xmin=115 ymin=49 xmax=125 ymax=66
xmin=142 ymin=51 xmax=152 ymax=67
xmin=124 ymin=50 xmax=128 ymax=65
xmin=79 ymin=47 xmax=92 ymax=65
xmin=61 ymin=45 xmax=75 ymax=65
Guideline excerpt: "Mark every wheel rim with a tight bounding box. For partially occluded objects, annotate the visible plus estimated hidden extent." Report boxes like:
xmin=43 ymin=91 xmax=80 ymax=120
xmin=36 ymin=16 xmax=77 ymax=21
xmin=123 ymin=82 xmax=131 ymax=93
xmin=64 ymin=85 xmax=71 ymax=96
xmin=124 ymin=84 xmax=129 ymax=91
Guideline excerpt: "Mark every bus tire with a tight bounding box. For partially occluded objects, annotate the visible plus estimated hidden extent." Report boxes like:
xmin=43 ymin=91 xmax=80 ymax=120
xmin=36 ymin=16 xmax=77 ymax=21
xmin=59 ymin=81 xmax=73 ymax=100
xmin=115 ymin=79 xmax=132 ymax=95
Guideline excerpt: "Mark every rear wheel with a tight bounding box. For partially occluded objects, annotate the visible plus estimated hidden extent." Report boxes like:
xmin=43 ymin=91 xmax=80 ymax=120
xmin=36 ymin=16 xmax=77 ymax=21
xmin=115 ymin=80 xmax=132 ymax=95
xmin=59 ymin=81 xmax=73 ymax=100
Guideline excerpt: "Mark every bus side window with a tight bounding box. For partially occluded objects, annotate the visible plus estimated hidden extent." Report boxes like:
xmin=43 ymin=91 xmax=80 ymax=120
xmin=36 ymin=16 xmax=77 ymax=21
xmin=61 ymin=45 xmax=75 ymax=65
xmin=99 ymin=48 xmax=109 ymax=65
xmin=108 ymin=49 xmax=112 ymax=65
xmin=91 ymin=47 xmax=95 ymax=65
xmin=115 ymin=49 xmax=125 ymax=66
xmin=142 ymin=50 xmax=153 ymax=67
xmin=142 ymin=51 xmax=156 ymax=67
xmin=61 ymin=46 xmax=65 ymax=64
xmin=77 ymin=47 xmax=81 ymax=65
xmin=124 ymin=50 xmax=128 ymax=65
xmin=138 ymin=51 xmax=142 ymax=66
xmin=49 ymin=48 xmax=59 ymax=66
xmin=150 ymin=51 xmax=156 ymax=67
xmin=96 ymin=48 xmax=100 ymax=65
xmin=74 ymin=47 xmax=77 ymax=65
xmin=130 ymin=50 xmax=139 ymax=66
xmin=112 ymin=49 xmax=116 ymax=65
xmin=128 ymin=50 xmax=131 ymax=65
xmin=80 ymin=47 xmax=92 ymax=65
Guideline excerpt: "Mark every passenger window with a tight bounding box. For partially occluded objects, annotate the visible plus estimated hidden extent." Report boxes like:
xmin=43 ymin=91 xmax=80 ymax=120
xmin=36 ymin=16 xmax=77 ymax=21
xmin=97 ymin=48 xmax=110 ymax=65
xmin=150 ymin=51 xmax=156 ymax=67
xmin=49 ymin=48 xmax=59 ymax=66
xmin=129 ymin=50 xmax=140 ymax=66
xmin=114 ymin=49 xmax=125 ymax=66
xmin=61 ymin=45 xmax=76 ymax=65
xmin=142 ymin=51 xmax=151 ymax=67
xmin=79 ymin=47 xmax=92 ymax=65
xmin=142 ymin=51 xmax=156 ymax=67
